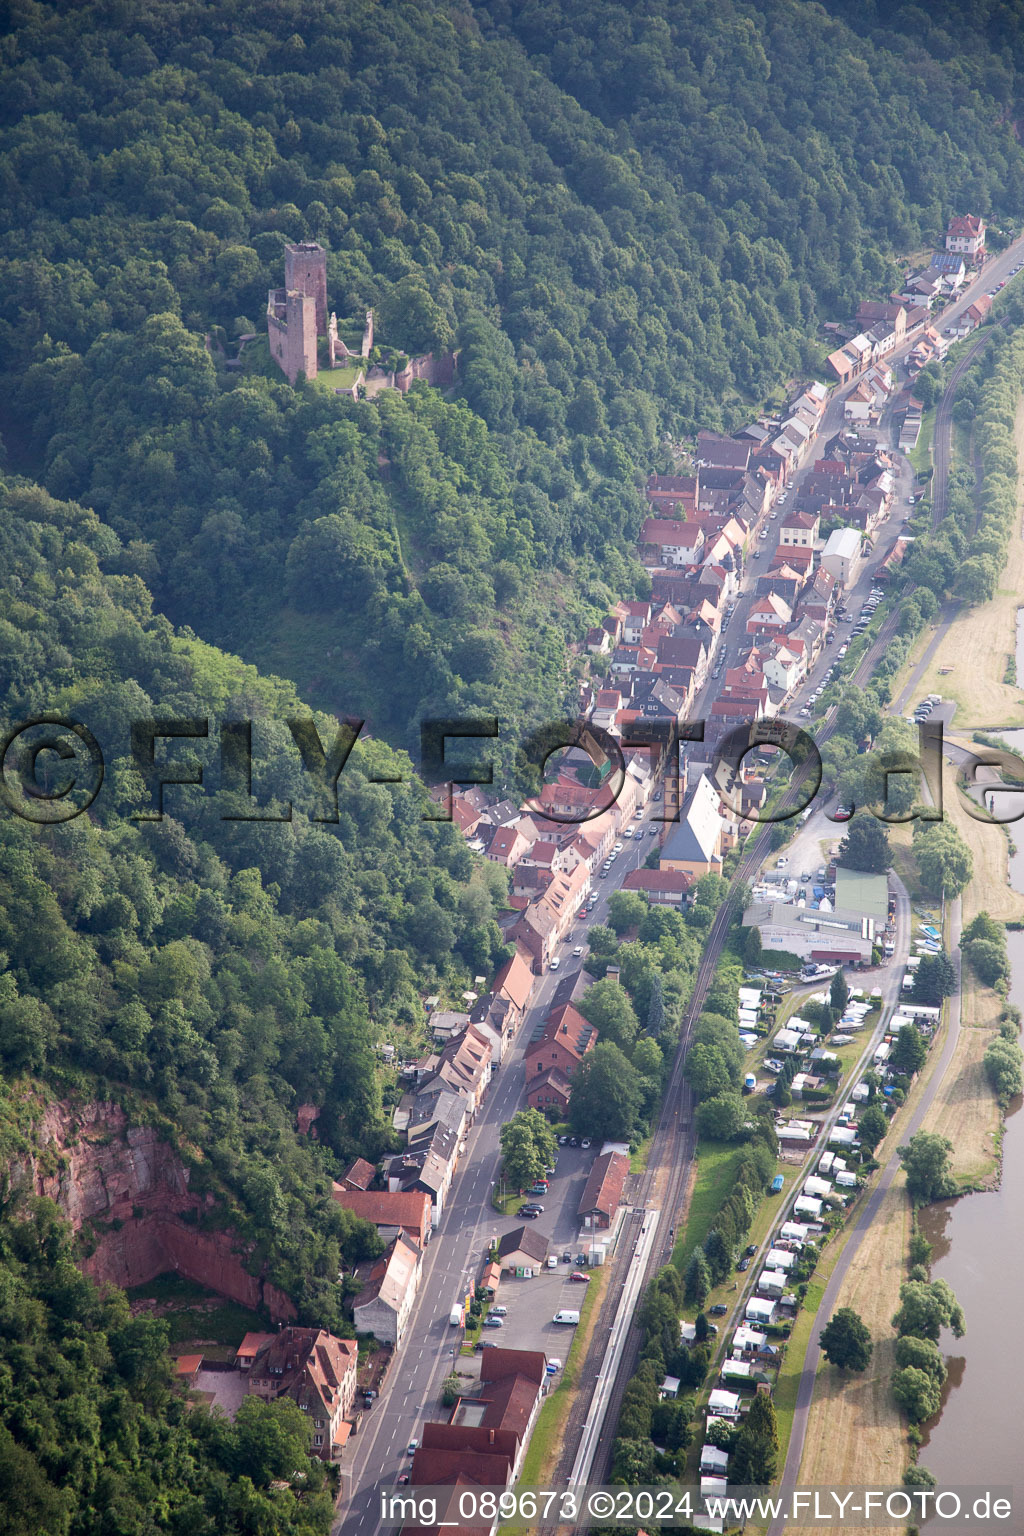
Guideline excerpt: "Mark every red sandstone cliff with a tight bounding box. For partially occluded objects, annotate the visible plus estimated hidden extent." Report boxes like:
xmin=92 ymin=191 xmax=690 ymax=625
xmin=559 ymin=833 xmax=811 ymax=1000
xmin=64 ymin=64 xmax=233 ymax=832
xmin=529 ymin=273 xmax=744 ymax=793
xmin=18 ymin=1099 xmax=295 ymax=1321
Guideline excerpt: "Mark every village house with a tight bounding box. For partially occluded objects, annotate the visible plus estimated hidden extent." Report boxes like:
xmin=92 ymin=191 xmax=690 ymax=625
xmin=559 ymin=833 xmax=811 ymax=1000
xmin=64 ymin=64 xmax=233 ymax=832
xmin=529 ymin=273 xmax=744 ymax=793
xmin=621 ymin=600 xmax=653 ymax=643
xmin=387 ymin=1099 xmax=462 ymax=1223
xmin=660 ymin=771 xmax=725 ymax=879
xmin=945 ymin=213 xmax=986 ymax=262
xmin=577 ymin=1150 xmax=630 ymax=1230
xmin=352 ymin=1232 xmax=422 ymax=1345
xmin=820 ymin=526 xmax=863 ymax=588
xmin=639 ymin=518 xmax=706 ymax=568
xmin=645 ymin=472 xmax=699 ymax=514
xmin=338 ymin=1156 xmax=376 ymax=1193
xmin=746 ymin=593 xmax=793 ymax=635
xmin=332 ymin=1187 xmax=433 ymax=1249
xmin=525 ymin=1003 xmax=597 ymax=1086
xmin=779 ymin=509 xmax=819 ymax=548
xmin=621 ymin=867 xmax=692 ymax=906
xmin=482 ymin=822 xmax=531 ymax=869
xmin=695 ymin=431 xmax=752 ymax=472
xmin=246 ymin=1327 xmax=358 ymax=1461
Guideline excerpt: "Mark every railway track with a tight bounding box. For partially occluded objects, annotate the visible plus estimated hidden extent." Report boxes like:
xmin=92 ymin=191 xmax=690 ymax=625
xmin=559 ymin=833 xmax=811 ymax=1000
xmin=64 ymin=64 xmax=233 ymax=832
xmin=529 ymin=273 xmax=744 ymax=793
xmin=551 ymin=593 xmax=908 ymax=1503
xmin=550 ymin=326 xmax=998 ymax=1498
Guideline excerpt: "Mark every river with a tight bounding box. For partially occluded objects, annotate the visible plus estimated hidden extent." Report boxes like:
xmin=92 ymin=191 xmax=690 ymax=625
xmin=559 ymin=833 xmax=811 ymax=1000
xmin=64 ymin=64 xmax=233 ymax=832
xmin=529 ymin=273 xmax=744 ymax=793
xmin=916 ymin=934 xmax=1024 ymax=1496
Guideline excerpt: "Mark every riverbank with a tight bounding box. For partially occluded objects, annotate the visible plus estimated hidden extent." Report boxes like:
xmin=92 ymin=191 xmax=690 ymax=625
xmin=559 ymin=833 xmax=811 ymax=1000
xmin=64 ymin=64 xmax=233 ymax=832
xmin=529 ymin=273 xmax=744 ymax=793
xmin=786 ymin=394 xmax=1024 ymax=1520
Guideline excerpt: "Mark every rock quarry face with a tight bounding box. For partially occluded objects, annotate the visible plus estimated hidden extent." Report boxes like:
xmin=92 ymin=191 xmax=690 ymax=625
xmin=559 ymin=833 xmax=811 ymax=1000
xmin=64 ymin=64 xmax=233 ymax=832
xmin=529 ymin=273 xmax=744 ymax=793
xmin=23 ymin=1099 xmax=295 ymax=1320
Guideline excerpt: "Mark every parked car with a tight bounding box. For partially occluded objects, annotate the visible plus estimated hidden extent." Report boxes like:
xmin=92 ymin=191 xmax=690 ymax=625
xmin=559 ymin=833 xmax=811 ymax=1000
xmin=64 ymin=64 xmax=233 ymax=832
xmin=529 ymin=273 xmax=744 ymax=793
xmin=562 ymin=1250 xmax=573 ymax=1263
xmin=833 ymin=806 xmax=852 ymax=821
xmin=572 ymin=945 xmax=585 ymax=957
xmin=518 ymin=1208 xmax=541 ymax=1219
xmin=746 ymin=1244 xmax=758 ymax=1256
xmin=490 ymin=1305 xmax=507 ymax=1317
xmin=570 ymin=1271 xmax=591 ymax=1283
xmin=548 ymin=957 xmax=560 ymax=971
xmin=709 ymin=1303 xmax=728 ymax=1316
xmin=407 ymin=1440 xmax=420 ymax=1455
xmin=737 ymin=1256 xmax=750 ymax=1271
xmin=483 ymin=1315 xmax=504 ymax=1328
xmin=580 ymin=1138 xmax=591 ymax=1148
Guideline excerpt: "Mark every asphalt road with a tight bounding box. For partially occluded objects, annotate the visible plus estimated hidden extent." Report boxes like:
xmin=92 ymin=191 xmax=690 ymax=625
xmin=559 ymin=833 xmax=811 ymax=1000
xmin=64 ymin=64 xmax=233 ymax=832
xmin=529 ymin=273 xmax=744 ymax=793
xmin=337 ymin=809 xmax=655 ymax=1534
xmin=338 ymin=246 xmax=1024 ymax=1528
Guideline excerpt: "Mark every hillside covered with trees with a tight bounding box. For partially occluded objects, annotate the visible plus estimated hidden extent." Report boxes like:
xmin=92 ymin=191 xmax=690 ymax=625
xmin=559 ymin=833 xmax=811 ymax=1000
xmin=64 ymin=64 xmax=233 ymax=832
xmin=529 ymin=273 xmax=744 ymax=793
xmin=4 ymin=0 xmax=1024 ymax=1529
xmin=5 ymin=0 xmax=1024 ymax=764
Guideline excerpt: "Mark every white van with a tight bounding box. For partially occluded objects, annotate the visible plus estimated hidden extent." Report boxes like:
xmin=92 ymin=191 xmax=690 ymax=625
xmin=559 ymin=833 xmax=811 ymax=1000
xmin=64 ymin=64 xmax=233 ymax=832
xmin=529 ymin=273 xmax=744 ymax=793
xmin=553 ymin=1309 xmax=580 ymax=1325
xmin=449 ymin=1306 xmax=463 ymax=1326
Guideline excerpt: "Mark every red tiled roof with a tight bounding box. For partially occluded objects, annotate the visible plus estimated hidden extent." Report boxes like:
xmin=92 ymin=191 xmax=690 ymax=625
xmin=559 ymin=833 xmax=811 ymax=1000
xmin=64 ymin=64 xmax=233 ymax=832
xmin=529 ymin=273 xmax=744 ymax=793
xmin=641 ymin=518 xmax=703 ymax=545
xmin=577 ymin=1150 xmax=630 ymax=1221
xmin=622 ymin=869 xmax=691 ymax=895
xmin=342 ymin=1157 xmax=376 ymax=1190
xmin=494 ymin=950 xmax=534 ymax=1013
xmin=331 ymin=1188 xmax=431 ymax=1241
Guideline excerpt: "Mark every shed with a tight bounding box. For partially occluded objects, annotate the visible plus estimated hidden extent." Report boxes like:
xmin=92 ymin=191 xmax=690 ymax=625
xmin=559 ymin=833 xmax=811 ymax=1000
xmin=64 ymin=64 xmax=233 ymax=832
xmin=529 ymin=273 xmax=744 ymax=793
xmin=721 ymin=1359 xmax=753 ymax=1382
xmin=745 ymin=1296 xmax=777 ymax=1325
xmin=773 ymin=1027 xmax=802 ymax=1051
xmin=701 ymin=1475 xmax=729 ymax=1497
xmin=829 ymin=1127 xmax=858 ymax=1148
xmin=765 ymin=1247 xmax=797 ymax=1271
xmin=700 ymin=1444 xmax=730 ymax=1476
xmin=835 ymin=1170 xmax=858 ymax=1188
xmin=852 ymin=1081 xmax=870 ymax=1103
xmin=803 ymin=1176 xmax=832 ymax=1199
xmin=794 ymin=1195 xmax=824 ymax=1219
xmin=660 ymin=1374 xmax=681 ymax=1399
xmin=757 ymin=1269 xmax=787 ymax=1297
xmin=732 ymin=1325 xmax=766 ymax=1354
xmin=707 ymin=1389 xmax=741 ymax=1419
xmin=174 ymin=1354 xmax=203 ymax=1389
xmin=780 ymin=1221 xmax=810 ymax=1245
xmin=481 ymin=1262 xmax=502 ymax=1298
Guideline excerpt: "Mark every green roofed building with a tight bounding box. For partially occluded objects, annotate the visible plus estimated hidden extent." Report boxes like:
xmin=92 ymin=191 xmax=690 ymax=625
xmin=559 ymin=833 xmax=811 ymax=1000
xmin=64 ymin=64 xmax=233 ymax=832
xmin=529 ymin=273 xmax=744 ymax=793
xmin=834 ymin=869 xmax=889 ymax=921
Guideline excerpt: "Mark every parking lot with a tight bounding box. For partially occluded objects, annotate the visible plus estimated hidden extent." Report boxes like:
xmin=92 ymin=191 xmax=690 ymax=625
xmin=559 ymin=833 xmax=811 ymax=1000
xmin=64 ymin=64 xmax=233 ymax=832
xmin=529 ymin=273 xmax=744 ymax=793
xmin=483 ymin=1140 xmax=605 ymax=1361
xmin=480 ymin=1260 xmax=594 ymax=1364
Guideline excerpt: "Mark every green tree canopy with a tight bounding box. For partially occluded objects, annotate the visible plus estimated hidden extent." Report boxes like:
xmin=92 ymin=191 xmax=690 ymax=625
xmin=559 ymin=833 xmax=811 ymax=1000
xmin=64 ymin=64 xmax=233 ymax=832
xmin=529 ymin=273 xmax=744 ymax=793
xmin=569 ymin=1041 xmax=642 ymax=1140
xmin=892 ymin=1278 xmax=966 ymax=1342
xmin=819 ymin=1307 xmax=873 ymax=1372
xmin=898 ymin=1132 xmax=956 ymax=1203
xmin=838 ymin=813 xmax=892 ymax=873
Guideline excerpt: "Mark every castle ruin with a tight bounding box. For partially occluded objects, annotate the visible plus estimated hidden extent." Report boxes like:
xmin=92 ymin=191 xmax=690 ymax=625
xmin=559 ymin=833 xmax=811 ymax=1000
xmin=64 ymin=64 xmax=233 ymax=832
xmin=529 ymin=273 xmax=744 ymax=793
xmin=266 ymin=241 xmax=327 ymax=384
xmin=266 ymin=242 xmax=455 ymax=396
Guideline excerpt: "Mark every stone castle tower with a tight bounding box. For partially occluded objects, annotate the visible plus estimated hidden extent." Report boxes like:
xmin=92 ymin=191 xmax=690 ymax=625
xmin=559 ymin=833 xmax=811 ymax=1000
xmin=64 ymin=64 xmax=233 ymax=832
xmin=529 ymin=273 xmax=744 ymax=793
xmin=284 ymin=242 xmax=328 ymax=335
xmin=266 ymin=241 xmax=327 ymax=384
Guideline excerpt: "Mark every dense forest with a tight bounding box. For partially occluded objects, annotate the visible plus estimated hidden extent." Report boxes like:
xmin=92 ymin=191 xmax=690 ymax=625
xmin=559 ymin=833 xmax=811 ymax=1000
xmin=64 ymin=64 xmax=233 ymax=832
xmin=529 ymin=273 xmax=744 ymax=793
xmin=0 ymin=474 xmax=512 ymax=1314
xmin=6 ymin=0 xmax=1024 ymax=762
xmin=6 ymin=0 xmax=1024 ymax=1529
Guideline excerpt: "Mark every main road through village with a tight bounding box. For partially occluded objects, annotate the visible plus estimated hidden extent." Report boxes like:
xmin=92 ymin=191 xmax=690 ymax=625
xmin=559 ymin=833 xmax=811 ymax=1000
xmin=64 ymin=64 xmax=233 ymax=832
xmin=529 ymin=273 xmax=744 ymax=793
xmin=337 ymin=232 xmax=1024 ymax=1534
